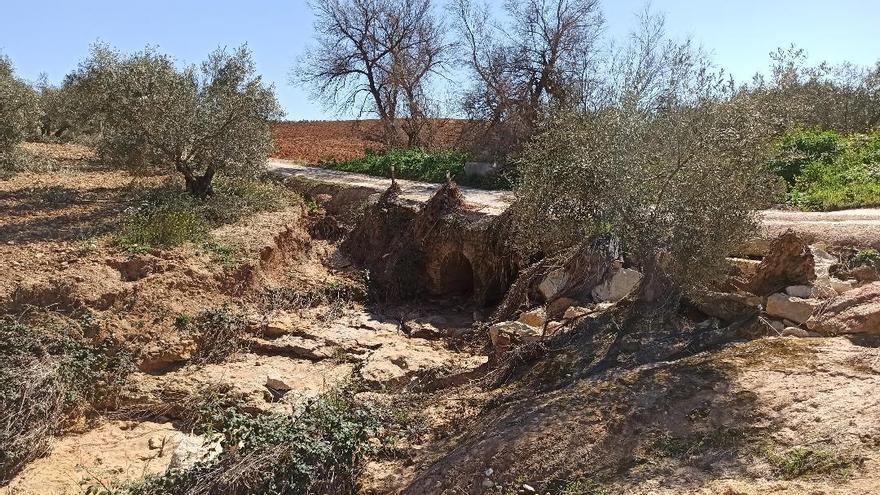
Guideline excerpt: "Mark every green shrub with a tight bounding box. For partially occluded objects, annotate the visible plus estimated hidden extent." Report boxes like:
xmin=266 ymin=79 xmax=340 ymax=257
xmin=0 ymin=318 xmax=134 ymax=483
xmin=116 ymin=390 xmax=379 ymax=495
xmin=767 ymin=446 xmax=859 ymax=479
xmin=115 ymin=177 xmax=298 ymax=251
xmin=772 ymin=130 xmax=880 ymax=210
xmin=191 ymin=306 xmax=250 ymax=364
xmin=322 ymin=148 xmax=512 ymax=190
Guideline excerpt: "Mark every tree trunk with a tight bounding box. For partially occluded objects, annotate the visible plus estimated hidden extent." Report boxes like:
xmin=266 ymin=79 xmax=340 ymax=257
xmin=184 ymin=171 xmax=215 ymax=198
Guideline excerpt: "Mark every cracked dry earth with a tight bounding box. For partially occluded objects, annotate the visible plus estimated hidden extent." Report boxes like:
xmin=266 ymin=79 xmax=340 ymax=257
xmin=1 ymin=149 xmax=485 ymax=494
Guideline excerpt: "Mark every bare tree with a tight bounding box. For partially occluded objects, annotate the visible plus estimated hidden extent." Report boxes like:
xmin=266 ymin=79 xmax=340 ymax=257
xmin=296 ymin=0 xmax=449 ymax=146
xmin=450 ymin=0 xmax=604 ymax=156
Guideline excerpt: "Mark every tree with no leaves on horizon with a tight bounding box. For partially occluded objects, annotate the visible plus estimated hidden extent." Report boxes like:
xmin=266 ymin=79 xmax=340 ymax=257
xmin=295 ymin=0 xmax=450 ymax=147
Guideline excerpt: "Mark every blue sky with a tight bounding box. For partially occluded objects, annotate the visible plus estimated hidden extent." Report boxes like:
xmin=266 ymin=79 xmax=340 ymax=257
xmin=1 ymin=1 xmax=878 ymax=120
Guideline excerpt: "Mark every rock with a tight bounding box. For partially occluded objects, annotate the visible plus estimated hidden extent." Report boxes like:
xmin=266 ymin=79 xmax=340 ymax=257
xmin=726 ymin=257 xmax=761 ymax=277
xmin=265 ymin=376 xmax=293 ymax=392
xmin=769 ymin=320 xmax=785 ymax=332
xmin=138 ymin=340 xmax=197 ymax=373
xmin=691 ymin=290 xmax=762 ymax=322
xmin=521 ymin=484 xmax=536 ymax=493
xmin=749 ymin=231 xmax=816 ymax=296
xmin=265 ymin=315 xmax=297 ymax=337
xmin=538 ymin=269 xmax=570 ymax=301
xmin=168 ymin=433 xmax=224 ymax=471
xmin=482 ymin=478 xmax=495 ymax=488
xmin=765 ymin=293 xmax=820 ymax=324
xmin=782 ymin=327 xmax=810 ymax=338
xmin=546 ymin=297 xmax=578 ymax=319
xmin=517 ymin=307 xmax=546 ymax=328
xmin=563 ymin=305 xmax=594 ymax=319
xmin=785 ymin=285 xmax=814 ymax=299
xmin=358 ymin=341 xmax=483 ymax=389
xmin=250 ymin=335 xmax=334 ymax=360
xmin=488 ymin=321 xmax=542 ymax=359
xmin=806 ymin=282 xmax=880 ymax=335
xmin=591 ymin=268 xmax=642 ymax=302
xmin=464 ymin=161 xmax=498 ymax=177
xmin=829 ymin=278 xmax=858 ymax=294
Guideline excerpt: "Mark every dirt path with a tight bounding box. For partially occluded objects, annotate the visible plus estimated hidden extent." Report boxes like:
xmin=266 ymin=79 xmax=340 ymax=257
xmin=268 ymin=159 xmax=880 ymax=248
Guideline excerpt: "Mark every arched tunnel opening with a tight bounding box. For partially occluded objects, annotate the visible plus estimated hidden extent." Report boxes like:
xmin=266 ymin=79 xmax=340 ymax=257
xmin=430 ymin=250 xmax=475 ymax=297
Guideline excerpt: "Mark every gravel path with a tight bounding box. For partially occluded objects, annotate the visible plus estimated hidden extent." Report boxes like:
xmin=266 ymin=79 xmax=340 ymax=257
xmin=268 ymin=159 xmax=880 ymax=248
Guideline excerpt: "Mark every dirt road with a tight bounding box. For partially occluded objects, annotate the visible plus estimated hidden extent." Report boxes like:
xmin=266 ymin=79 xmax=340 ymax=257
xmin=267 ymin=159 xmax=880 ymax=248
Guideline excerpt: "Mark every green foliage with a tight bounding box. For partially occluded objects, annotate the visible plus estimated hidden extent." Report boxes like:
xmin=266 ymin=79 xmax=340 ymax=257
xmin=0 ymin=53 xmax=39 ymax=163
xmin=67 ymin=43 xmax=282 ymax=196
xmin=116 ymin=390 xmax=379 ymax=495
xmin=774 ymin=130 xmax=880 ymax=210
xmin=767 ymin=447 xmax=859 ymax=479
xmin=0 ymin=317 xmax=134 ymax=483
xmin=115 ymin=177 xmax=297 ymax=251
xmin=174 ymin=313 xmax=193 ymax=330
xmin=191 ymin=306 xmax=250 ymax=364
xmin=852 ymin=248 xmax=880 ymax=267
xmin=323 ymin=148 xmax=511 ymax=190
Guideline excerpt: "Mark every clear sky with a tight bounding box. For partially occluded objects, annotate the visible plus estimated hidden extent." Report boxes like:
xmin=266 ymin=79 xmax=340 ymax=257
xmin=1 ymin=1 xmax=878 ymax=120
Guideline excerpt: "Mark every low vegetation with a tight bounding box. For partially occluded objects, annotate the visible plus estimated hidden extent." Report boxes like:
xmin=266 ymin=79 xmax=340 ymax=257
xmin=772 ymin=129 xmax=880 ymax=210
xmin=767 ymin=446 xmax=861 ymax=480
xmin=111 ymin=390 xmax=380 ymax=495
xmin=115 ymin=175 xmax=298 ymax=252
xmin=322 ymin=148 xmax=511 ymax=189
xmin=0 ymin=317 xmax=134 ymax=483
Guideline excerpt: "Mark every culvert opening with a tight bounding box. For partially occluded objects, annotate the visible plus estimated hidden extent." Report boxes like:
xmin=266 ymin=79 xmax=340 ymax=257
xmin=432 ymin=251 xmax=474 ymax=296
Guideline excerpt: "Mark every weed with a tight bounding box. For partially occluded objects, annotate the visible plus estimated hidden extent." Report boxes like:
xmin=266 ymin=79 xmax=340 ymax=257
xmin=767 ymin=446 xmax=861 ymax=479
xmin=173 ymin=313 xmax=193 ymax=330
xmin=852 ymin=248 xmax=880 ymax=267
xmin=202 ymin=241 xmax=238 ymax=268
xmin=114 ymin=389 xmax=381 ymax=495
xmin=0 ymin=317 xmax=134 ymax=483
xmin=190 ymin=306 xmax=250 ymax=364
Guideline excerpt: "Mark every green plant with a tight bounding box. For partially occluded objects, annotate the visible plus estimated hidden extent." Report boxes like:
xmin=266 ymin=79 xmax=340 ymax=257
xmin=115 ymin=389 xmax=380 ymax=495
xmin=68 ymin=43 xmax=281 ymax=197
xmin=202 ymin=241 xmax=237 ymax=268
xmin=0 ymin=317 xmax=134 ymax=483
xmin=322 ymin=148 xmax=510 ymax=189
xmin=767 ymin=447 xmax=859 ymax=479
xmin=0 ymin=53 xmax=39 ymax=163
xmin=174 ymin=313 xmax=193 ymax=330
xmin=852 ymin=248 xmax=880 ymax=267
xmin=191 ymin=306 xmax=250 ymax=364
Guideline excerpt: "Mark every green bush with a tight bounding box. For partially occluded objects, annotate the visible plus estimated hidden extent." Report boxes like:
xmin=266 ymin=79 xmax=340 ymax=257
xmin=116 ymin=390 xmax=379 ymax=495
xmin=322 ymin=148 xmax=512 ymax=190
xmin=0 ymin=318 xmax=134 ymax=483
xmin=776 ymin=130 xmax=880 ymax=210
xmin=115 ymin=177 xmax=298 ymax=251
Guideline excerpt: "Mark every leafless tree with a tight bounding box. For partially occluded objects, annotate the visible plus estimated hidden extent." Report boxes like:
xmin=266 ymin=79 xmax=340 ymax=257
xmin=450 ymin=0 xmax=605 ymax=156
xmin=296 ymin=0 xmax=449 ymax=146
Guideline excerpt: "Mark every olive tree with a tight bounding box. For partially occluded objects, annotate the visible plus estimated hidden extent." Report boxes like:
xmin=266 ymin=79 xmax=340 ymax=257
xmin=71 ymin=44 xmax=281 ymax=197
xmin=0 ymin=54 xmax=38 ymax=161
xmin=512 ymin=11 xmax=781 ymax=302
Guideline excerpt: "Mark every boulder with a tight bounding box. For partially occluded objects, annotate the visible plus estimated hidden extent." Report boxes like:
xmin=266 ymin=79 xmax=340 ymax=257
xmin=517 ymin=307 xmax=547 ymax=328
xmin=726 ymin=257 xmax=761 ymax=278
xmin=538 ymin=269 xmax=570 ymax=301
xmin=765 ymin=293 xmax=821 ymax=324
xmin=785 ymin=285 xmax=814 ymax=299
xmin=749 ymin=231 xmax=816 ymax=296
xmin=691 ymin=291 xmax=762 ymax=322
xmin=806 ymin=282 xmax=880 ymax=335
xmin=781 ymin=327 xmax=810 ymax=338
xmin=829 ymin=278 xmax=858 ymax=294
xmin=358 ymin=341 xmax=483 ymax=389
xmin=168 ymin=433 xmax=224 ymax=471
xmin=591 ymin=268 xmax=642 ymax=302
xmin=488 ymin=321 xmax=542 ymax=359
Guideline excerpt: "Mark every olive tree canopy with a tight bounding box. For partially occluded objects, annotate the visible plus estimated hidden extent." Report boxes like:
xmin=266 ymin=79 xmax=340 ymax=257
xmin=512 ymin=11 xmax=782 ymax=301
xmin=70 ymin=44 xmax=282 ymax=197
xmin=0 ymin=54 xmax=38 ymax=160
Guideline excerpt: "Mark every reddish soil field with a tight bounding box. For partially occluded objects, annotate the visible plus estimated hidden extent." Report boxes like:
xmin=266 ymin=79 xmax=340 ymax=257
xmin=270 ymin=119 xmax=473 ymax=164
